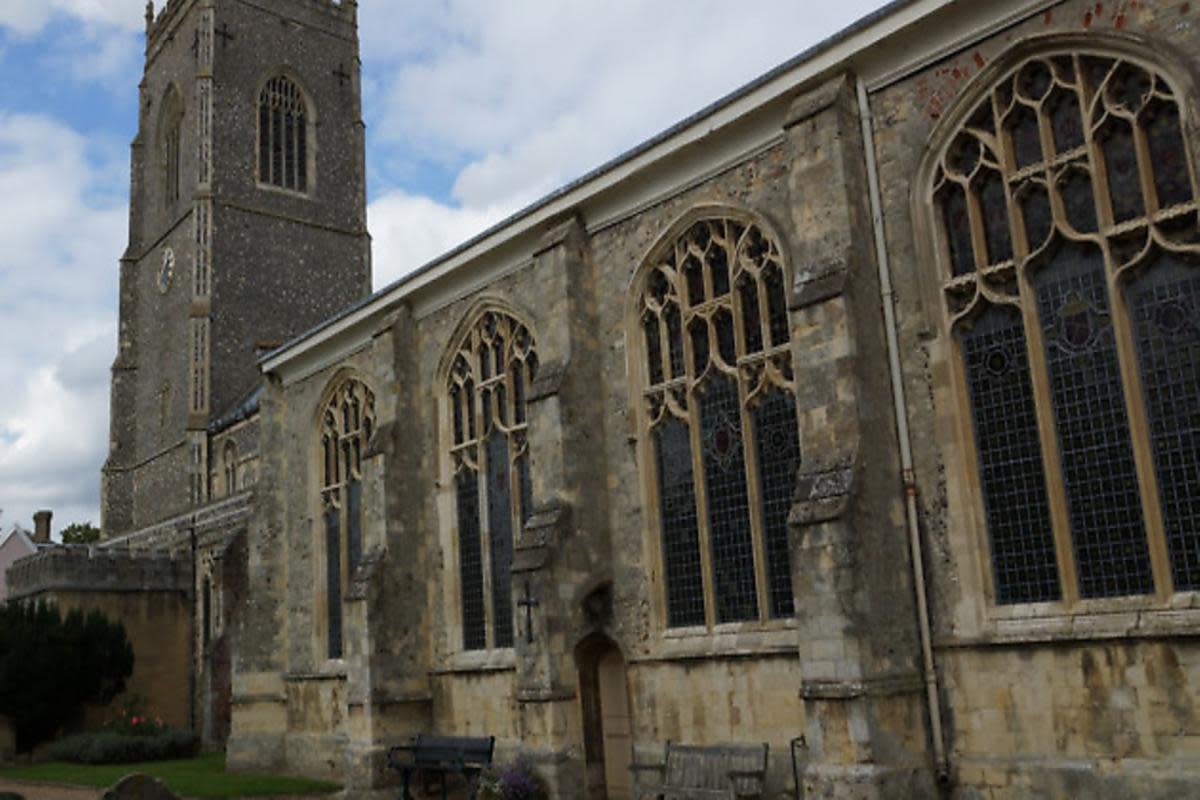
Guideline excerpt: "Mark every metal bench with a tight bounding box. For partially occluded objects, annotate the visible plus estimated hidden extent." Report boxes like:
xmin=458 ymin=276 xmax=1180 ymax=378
xmin=630 ymin=741 xmax=769 ymax=799
xmin=388 ymin=733 xmax=496 ymax=800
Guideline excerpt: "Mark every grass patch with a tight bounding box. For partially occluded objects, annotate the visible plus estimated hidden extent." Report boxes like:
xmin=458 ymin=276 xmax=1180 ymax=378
xmin=0 ymin=752 xmax=340 ymax=798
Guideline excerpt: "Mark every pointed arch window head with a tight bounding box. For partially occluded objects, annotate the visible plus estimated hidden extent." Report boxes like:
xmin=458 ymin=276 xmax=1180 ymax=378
xmin=319 ymin=379 xmax=375 ymax=659
xmin=258 ymin=75 xmax=310 ymax=193
xmin=159 ymin=88 xmax=183 ymax=208
xmin=932 ymin=49 xmax=1200 ymax=607
xmin=447 ymin=310 xmax=538 ymax=652
xmin=222 ymin=440 xmax=239 ymax=496
xmin=637 ymin=216 xmax=800 ymax=629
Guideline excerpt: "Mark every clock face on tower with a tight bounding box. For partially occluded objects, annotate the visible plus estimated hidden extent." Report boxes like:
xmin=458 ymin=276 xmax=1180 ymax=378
xmin=158 ymin=247 xmax=175 ymax=294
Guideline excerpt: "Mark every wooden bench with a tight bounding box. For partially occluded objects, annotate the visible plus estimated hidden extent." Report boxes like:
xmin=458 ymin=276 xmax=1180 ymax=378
xmin=630 ymin=741 xmax=769 ymax=799
xmin=387 ymin=733 xmax=495 ymax=800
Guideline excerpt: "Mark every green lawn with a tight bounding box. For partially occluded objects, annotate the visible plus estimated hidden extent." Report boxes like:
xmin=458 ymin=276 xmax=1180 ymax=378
xmin=0 ymin=752 xmax=341 ymax=798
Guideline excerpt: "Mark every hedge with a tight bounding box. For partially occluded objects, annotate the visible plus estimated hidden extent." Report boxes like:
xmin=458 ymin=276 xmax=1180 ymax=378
xmin=46 ymin=730 xmax=198 ymax=765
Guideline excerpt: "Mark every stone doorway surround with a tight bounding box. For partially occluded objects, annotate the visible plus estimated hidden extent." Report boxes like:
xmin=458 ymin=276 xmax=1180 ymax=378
xmin=575 ymin=634 xmax=633 ymax=800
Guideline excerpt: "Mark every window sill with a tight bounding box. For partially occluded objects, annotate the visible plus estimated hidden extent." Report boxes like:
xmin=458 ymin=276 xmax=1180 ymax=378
xmin=255 ymin=181 xmax=312 ymax=200
xmin=284 ymin=666 xmax=347 ymax=681
xmin=432 ymin=648 xmax=517 ymax=675
xmin=940 ymin=598 xmax=1200 ymax=649
xmin=635 ymin=621 xmax=798 ymax=664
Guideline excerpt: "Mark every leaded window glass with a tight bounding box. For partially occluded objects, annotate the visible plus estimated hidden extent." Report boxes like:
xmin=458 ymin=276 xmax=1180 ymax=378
xmin=638 ymin=217 xmax=801 ymax=628
xmin=932 ymin=50 xmax=1200 ymax=606
xmin=319 ymin=379 xmax=375 ymax=659
xmin=258 ymin=76 xmax=309 ymax=192
xmin=448 ymin=311 xmax=537 ymax=651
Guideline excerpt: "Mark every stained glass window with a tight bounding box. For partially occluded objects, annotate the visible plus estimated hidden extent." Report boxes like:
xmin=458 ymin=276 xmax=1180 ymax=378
xmin=447 ymin=311 xmax=537 ymax=650
xmin=753 ymin=388 xmax=800 ymax=617
xmin=638 ymin=217 xmax=801 ymax=628
xmin=1127 ymin=257 xmax=1200 ymax=590
xmin=934 ymin=49 xmax=1200 ymax=606
xmin=962 ymin=306 xmax=1060 ymax=604
xmin=258 ymin=76 xmax=309 ymax=192
xmin=319 ymin=379 xmax=375 ymax=659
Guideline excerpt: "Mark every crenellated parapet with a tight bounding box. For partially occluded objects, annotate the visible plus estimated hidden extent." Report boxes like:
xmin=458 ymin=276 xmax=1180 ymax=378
xmin=7 ymin=546 xmax=189 ymax=599
xmin=145 ymin=0 xmax=356 ymax=54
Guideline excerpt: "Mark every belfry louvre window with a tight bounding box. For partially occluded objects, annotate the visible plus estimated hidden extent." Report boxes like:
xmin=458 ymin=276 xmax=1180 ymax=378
xmin=320 ymin=379 xmax=374 ymax=658
xmin=160 ymin=88 xmax=183 ymax=207
xmin=447 ymin=311 xmax=538 ymax=651
xmin=164 ymin=118 xmax=182 ymax=205
xmin=637 ymin=217 xmax=800 ymax=628
xmin=933 ymin=51 xmax=1200 ymax=606
xmin=258 ymin=76 xmax=308 ymax=192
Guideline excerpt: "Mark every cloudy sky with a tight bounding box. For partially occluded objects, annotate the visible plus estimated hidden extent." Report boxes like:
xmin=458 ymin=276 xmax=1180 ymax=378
xmin=0 ymin=0 xmax=884 ymax=536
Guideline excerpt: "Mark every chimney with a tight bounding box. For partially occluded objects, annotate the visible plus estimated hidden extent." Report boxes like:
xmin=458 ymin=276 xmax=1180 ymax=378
xmin=32 ymin=510 xmax=52 ymax=544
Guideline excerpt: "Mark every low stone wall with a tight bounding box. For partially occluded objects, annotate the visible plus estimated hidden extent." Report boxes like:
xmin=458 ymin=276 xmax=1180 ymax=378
xmin=6 ymin=547 xmax=193 ymax=730
xmin=7 ymin=546 xmax=189 ymax=598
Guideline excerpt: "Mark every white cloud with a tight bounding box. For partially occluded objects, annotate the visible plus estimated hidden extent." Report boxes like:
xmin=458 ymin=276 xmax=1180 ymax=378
xmin=0 ymin=112 xmax=123 ymax=532
xmin=368 ymin=190 xmax=511 ymax=288
xmin=0 ymin=0 xmax=143 ymax=36
xmin=0 ymin=0 xmax=143 ymax=88
xmin=361 ymin=0 xmax=888 ymax=211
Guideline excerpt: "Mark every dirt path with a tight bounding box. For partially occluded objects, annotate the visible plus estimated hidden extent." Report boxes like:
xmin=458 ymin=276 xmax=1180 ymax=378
xmin=0 ymin=777 xmax=99 ymax=798
xmin=0 ymin=780 xmax=341 ymax=799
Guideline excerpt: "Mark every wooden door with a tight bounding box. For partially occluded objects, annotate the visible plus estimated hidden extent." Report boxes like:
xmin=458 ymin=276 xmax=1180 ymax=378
xmin=597 ymin=649 xmax=633 ymax=799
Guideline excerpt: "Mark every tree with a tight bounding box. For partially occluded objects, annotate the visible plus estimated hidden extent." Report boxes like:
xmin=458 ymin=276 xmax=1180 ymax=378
xmin=60 ymin=522 xmax=101 ymax=545
xmin=0 ymin=602 xmax=133 ymax=751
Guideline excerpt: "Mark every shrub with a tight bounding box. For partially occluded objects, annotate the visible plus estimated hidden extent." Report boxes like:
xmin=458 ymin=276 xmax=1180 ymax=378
xmin=0 ymin=602 xmax=133 ymax=752
xmin=477 ymin=758 xmax=549 ymax=800
xmin=46 ymin=729 xmax=199 ymax=764
xmin=105 ymin=697 xmax=167 ymax=737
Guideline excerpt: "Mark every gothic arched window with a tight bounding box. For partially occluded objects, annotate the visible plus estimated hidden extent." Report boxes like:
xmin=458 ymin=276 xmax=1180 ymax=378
xmin=319 ymin=378 xmax=375 ymax=659
xmin=257 ymin=75 xmax=309 ymax=193
xmin=222 ymin=440 xmax=238 ymax=496
xmin=159 ymin=87 xmax=183 ymax=207
xmin=932 ymin=50 xmax=1200 ymax=606
xmin=447 ymin=310 xmax=538 ymax=651
xmin=636 ymin=216 xmax=800 ymax=628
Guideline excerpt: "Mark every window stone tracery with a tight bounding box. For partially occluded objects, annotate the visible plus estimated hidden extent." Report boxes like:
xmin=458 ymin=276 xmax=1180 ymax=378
xmin=258 ymin=75 xmax=309 ymax=193
xmin=447 ymin=310 xmax=537 ymax=651
xmin=637 ymin=216 xmax=800 ymax=628
xmin=319 ymin=378 xmax=375 ymax=659
xmin=932 ymin=49 xmax=1200 ymax=605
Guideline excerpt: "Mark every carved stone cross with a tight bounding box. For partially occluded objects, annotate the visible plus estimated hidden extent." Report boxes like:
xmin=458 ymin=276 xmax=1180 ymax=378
xmin=332 ymin=63 xmax=351 ymax=87
xmin=517 ymin=579 xmax=539 ymax=645
xmin=215 ymin=22 xmax=235 ymax=47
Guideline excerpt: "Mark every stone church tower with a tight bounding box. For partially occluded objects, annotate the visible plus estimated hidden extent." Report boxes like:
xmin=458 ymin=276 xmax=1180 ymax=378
xmin=101 ymin=0 xmax=370 ymax=535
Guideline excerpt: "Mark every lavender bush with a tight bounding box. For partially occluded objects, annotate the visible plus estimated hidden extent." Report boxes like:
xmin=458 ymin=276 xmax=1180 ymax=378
xmin=477 ymin=758 xmax=549 ymax=800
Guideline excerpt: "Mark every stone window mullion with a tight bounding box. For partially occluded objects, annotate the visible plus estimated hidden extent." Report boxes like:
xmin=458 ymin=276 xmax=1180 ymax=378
xmin=677 ymin=249 xmax=718 ymax=629
xmin=729 ymin=234 xmax=771 ymax=624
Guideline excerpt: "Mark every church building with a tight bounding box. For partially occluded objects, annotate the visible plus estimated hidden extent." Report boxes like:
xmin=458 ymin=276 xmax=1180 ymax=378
xmin=11 ymin=0 xmax=1200 ymax=797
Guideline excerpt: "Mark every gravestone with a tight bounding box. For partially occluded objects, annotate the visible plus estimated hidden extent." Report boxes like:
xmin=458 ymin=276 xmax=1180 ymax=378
xmin=102 ymin=774 xmax=179 ymax=800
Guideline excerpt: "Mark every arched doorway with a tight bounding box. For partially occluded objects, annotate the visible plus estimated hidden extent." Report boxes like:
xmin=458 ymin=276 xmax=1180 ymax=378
xmin=576 ymin=635 xmax=633 ymax=800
